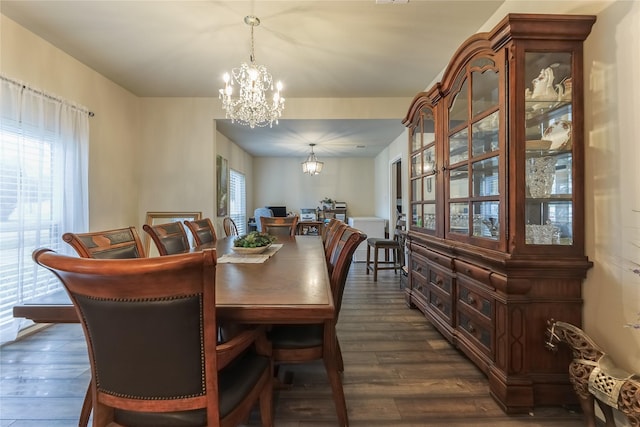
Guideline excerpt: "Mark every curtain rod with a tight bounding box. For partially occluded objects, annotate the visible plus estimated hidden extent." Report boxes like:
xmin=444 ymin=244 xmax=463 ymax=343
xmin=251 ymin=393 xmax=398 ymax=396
xmin=1 ymin=74 xmax=95 ymax=117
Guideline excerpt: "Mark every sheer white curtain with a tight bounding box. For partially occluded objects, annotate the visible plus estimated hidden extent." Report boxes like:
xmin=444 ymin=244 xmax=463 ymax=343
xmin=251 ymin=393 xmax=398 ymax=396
xmin=0 ymin=76 xmax=89 ymax=343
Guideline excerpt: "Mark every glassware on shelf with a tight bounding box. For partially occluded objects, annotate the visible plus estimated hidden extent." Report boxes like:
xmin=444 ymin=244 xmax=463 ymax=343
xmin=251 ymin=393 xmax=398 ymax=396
xmin=526 ymin=221 xmax=559 ymax=245
xmin=526 ymin=156 xmax=557 ymax=198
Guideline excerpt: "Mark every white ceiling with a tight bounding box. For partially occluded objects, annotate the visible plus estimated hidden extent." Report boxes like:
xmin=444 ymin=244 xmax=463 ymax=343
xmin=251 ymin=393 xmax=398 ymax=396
xmin=1 ymin=0 xmax=505 ymax=157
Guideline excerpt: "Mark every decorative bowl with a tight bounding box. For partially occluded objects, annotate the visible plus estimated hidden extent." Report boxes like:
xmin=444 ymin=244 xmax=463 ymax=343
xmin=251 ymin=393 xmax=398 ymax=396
xmin=231 ymin=244 xmax=271 ymax=255
xmin=543 ymin=120 xmax=572 ymax=150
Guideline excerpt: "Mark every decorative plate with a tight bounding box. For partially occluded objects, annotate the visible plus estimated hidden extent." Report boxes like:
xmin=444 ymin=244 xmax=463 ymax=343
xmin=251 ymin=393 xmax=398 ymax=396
xmin=543 ymin=120 xmax=572 ymax=150
xmin=231 ymin=244 xmax=271 ymax=255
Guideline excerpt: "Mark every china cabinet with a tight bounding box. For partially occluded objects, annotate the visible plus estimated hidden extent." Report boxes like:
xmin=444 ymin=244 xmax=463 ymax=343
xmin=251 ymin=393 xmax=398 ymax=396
xmin=402 ymin=14 xmax=595 ymax=413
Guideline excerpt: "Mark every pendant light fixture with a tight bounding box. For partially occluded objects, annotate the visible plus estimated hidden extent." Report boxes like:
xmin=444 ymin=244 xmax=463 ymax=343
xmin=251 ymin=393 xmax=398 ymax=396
xmin=302 ymin=144 xmax=324 ymax=175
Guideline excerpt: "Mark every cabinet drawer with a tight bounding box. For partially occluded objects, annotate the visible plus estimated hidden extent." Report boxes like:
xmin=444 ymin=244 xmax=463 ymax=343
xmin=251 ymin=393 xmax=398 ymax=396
xmin=416 ymin=247 xmax=452 ymax=270
xmin=411 ymin=273 xmax=428 ymax=299
xmin=428 ymin=263 xmax=453 ymax=295
xmin=454 ymin=259 xmax=492 ymax=285
xmin=457 ymin=309 xmax=493 ymax=356
xmin=428 ymin=285 xmax=453 ymax=325
xmin=410 ymin=253 xmax=428 ymax=281
xmin=457 ymin=281 xmax=493 ymax=322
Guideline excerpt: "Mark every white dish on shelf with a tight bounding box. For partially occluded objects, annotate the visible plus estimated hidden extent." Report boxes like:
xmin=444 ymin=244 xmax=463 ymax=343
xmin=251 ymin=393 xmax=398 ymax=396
xmin=543 ymin=120 xmax=572 ymax=150
xmin=526 ymin=140 xmax=552 ymax=150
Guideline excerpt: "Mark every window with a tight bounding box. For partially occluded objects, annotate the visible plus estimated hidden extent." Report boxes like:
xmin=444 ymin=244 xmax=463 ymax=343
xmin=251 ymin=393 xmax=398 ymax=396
xmin=0 ymin=77 xmax=89 ymax=343
xmin=229 ymin=169 xmax=246 ymax=235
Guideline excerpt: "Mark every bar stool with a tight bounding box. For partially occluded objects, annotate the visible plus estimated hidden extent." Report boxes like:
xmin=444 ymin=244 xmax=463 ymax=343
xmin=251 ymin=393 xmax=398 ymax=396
xmin=366 ymin=237 xmax=401 ymax=281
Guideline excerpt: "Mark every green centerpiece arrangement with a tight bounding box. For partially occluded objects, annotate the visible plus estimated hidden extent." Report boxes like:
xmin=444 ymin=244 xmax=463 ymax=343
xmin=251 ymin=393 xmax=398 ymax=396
xmin=232 ymin=231 xmax=276 ymax=254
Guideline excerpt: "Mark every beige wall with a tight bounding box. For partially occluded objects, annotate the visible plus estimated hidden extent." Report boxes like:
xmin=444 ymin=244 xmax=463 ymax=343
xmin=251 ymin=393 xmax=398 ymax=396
xmin=252 ymin=157 xmax=375 ymax=218
xmin=137 ymin=97 xmax=216 ymax=225
xmin=581 ymin=0 xmax=640 ymax=373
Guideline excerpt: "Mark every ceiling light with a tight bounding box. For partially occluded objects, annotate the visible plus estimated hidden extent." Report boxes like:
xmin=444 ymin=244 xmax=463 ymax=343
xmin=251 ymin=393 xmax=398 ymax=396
xmin=219 ymin=15 xmax=285 ymax=128
xmin=302 ymin=144 xmax=324 ymax=176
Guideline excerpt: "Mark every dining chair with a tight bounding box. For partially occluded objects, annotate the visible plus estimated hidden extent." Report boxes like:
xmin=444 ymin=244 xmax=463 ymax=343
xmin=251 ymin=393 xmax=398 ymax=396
xmin=143 ymin=221 xmax=190 ymax=255
xmin=322 ymin=218 xmax=340 ymax=245
xmin=324 ymin=221 xmax=348 ymax=268
xmin=223 ymin=217 xmax=239 ymax=237
xmin=32 ymin=248 xmax=273 ymax=427
xmin=184 ymin=217 xmax=217 ymax=246
xmin=62 ymin=226 xmax=148 ymax=425
xmin=267 ymin=226 xmax=366 ymax=427
xmin=259 ymin=216 xmax=299 ymax=237
xmin=253 ymin=208 xmax=273 ymax=232
xmin=62 ymin=226 xmax=146 ymax=259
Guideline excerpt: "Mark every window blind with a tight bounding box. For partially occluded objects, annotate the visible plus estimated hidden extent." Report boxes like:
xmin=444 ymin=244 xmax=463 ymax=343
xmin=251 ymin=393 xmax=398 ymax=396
xmin=229 ymin=169 xmax=246 ymax=235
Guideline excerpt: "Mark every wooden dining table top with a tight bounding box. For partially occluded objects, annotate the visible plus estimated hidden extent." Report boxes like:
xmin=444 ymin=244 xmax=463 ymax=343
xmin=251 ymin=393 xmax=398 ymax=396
xmin=13 ymin=235 xmax=334 ymax=325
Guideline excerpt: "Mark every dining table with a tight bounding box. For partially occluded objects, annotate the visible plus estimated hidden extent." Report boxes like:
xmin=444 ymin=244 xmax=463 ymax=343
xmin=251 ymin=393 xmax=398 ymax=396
xmin=14 ymin=235 xmax=339 ymax=426
xmin=13 ymin=235 xmax=335 ymax=325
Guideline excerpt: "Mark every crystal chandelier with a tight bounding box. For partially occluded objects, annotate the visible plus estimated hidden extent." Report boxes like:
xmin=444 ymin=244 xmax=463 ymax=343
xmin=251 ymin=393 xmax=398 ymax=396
xmin=219 ymin=16 xmax=285 ymax=129
xmin=302 ymin=144 xmax=324 ymax=175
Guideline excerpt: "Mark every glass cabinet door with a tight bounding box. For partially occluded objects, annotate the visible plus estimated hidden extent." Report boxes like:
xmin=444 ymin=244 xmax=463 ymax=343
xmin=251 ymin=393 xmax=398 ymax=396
xmin=446 ymin=58 xmax=501 ymax=243
xmin=524 ymin=52 xmax=573 ymax=245
xmin=410 ymin=107 xmax=437 ymax=230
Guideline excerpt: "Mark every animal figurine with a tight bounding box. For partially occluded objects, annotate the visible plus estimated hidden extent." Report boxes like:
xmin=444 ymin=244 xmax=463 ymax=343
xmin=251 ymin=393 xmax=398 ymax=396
xmin=545 ymin=319 xmax=640 ymax=427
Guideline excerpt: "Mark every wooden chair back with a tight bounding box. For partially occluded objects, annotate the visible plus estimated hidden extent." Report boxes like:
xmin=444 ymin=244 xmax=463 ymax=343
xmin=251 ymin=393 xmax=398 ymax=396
xmin=142 ymin=221 xmax=190 ymax=255
xmin=32 ymin=248 xmax=273 ymax=427
xmin=260 ymin=216 xmax=299 ymax=237
xmin=223 ymin=217 xmax=239 ymax=237
xmin=328 ymin=227 xmax=367 ymax=316
xmin=322 ymin=218 xmax=341 ymax=244
xmin=183 ymin=217 xmax=217 ymax=246
xmin=62 ymin=227 xmax=146 ymax=259
xmin=324 ymin=221 xmax=348 ymax=268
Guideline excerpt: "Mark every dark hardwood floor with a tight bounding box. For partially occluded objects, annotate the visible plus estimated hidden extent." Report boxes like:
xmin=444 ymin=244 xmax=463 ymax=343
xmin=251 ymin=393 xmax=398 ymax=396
xmin=1 ymin=264 xmax=586 ymax=426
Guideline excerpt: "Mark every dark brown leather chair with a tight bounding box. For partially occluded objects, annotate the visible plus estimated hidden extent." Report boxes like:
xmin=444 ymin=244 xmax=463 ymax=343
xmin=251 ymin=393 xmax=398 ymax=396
xmin=32 ymin=248 xmax=273 ymax=427
xmin=62 ymin=227 xmax=146 ymax=259
xmin=143 ymin=221 xmax=190 ymax=255
xmin=260 ymin=216 xmax=298 ymax=237
xmin=184 ymin=217 xmax=217 ymax=246
xmin=223 ymin=217 xmax=239 ymax=237
xmin=267 ymin=226 xmax=366 ymax=427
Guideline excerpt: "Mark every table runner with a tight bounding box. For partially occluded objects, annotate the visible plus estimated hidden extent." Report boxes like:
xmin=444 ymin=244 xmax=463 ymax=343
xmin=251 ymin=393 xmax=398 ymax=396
xmin=217 ymin=243 xmax=284 ymax=264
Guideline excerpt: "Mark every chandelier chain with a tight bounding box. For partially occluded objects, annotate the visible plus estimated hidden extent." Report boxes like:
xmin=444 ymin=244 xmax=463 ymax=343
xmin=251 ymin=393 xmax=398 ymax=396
xmin=250 ymin=24 xmax=255 ymax=63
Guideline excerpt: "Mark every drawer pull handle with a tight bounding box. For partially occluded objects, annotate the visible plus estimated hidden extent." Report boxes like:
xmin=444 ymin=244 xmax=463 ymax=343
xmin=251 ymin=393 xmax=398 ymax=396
xmin=467 ymin=322 xmax=475 ymax=333
xmin=467 ymin=295 xmax=476 ymax=305
xmin=466 ymin=268 xmax=472 ymax=275
xmin=436 ymin=279 xmax=443 ymax=286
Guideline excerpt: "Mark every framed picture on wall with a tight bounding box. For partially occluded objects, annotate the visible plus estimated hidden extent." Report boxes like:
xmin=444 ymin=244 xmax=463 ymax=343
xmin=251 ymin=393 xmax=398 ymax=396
xmin=144 ymin=211 xmax=201 ymax=257
xmin=217 ymin=155 xmax=228 ymax=217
